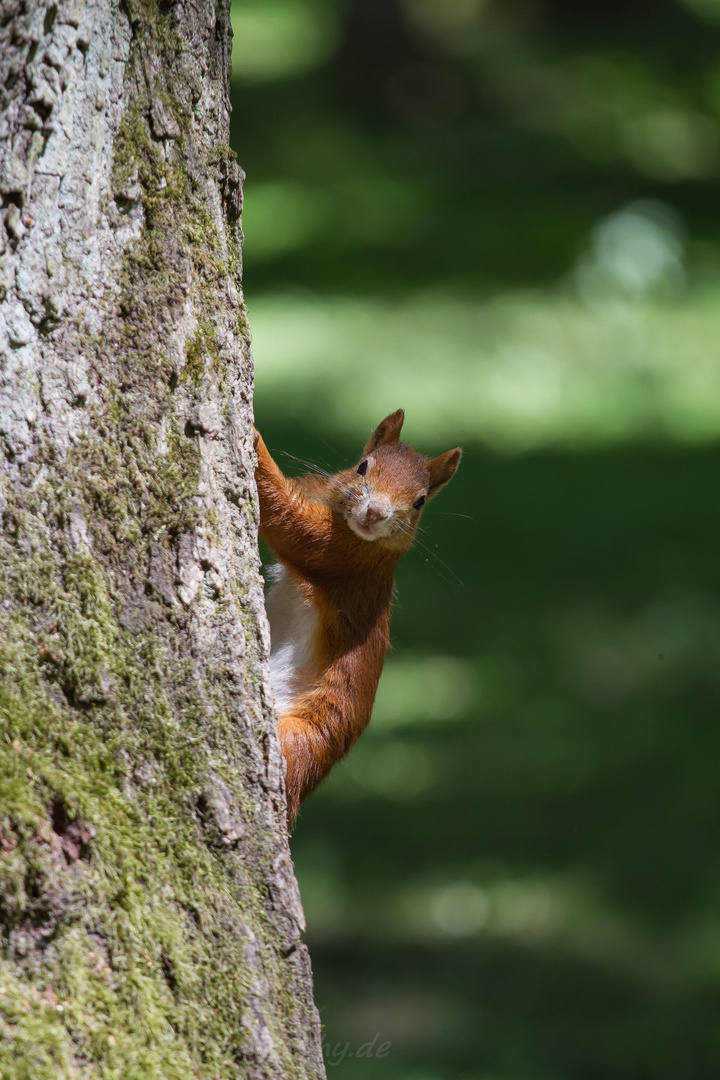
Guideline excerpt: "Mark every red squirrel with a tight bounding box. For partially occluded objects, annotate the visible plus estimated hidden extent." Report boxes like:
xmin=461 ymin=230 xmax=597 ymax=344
xmin=254 ymin=410 xmax=461 ymax=827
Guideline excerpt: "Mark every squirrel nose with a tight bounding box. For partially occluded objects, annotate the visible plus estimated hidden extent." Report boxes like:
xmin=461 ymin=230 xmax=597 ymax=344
xmin=365 ymin=501 xmax=388 ymax=524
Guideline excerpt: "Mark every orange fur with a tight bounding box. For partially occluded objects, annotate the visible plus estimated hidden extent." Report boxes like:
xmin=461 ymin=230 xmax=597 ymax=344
xmin=255 ymin=409 xmax=461 ymax=827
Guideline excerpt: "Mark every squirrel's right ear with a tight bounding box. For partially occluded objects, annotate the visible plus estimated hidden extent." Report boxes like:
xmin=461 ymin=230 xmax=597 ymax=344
xmin=364 ymin=409 xmax=405 ymax=454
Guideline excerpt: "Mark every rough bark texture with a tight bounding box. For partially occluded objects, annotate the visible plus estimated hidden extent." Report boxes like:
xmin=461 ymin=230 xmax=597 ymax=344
xmin=0 ymin=1 xmax=325 ymax=1077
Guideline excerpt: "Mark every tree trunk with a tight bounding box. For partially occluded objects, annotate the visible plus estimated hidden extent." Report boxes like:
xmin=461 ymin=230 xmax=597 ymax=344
xmin=0 ymin=2 xmax=325 ymax=1077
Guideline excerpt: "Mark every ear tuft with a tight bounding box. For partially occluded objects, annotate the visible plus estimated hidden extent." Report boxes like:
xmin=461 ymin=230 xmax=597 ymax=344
xmin=427 ymin=447 xmax=462 ymax=496
xmin=364 ymin=409 xmax=405 ymax=454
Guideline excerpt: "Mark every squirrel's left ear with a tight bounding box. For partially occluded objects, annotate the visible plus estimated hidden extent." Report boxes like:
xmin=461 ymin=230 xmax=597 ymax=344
xmin=427 ymin=448 xmax=462 ymax=497
xmin=364 ymin=409 xmax=405 ymax=454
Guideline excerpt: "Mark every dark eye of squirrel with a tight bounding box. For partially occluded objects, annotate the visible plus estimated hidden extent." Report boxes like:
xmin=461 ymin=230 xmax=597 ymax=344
xmin=357 ymin=460 xmax=368 ymax=476
xmin=413 ymin=495 xmax=426 ymax=511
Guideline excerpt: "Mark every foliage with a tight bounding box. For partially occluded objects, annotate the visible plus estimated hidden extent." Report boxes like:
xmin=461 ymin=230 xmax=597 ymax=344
xmin=231 ymin=0 xmax=720 ymax=1075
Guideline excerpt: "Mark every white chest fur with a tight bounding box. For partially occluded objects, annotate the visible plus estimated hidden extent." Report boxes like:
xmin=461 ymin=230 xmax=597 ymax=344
xmin=265 ymin=563 xmax=319 ymax=715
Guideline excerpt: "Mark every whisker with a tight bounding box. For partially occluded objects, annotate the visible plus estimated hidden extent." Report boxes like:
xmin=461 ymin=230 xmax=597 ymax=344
xmin=314 ymin=437 xmax=344 ymax=466
xmin=410 ymin=524 xmax=465 ymax=587
xmin=279 ymin=451 xmax=335 ymax=481
xmin=381 ymin=516 xmax=464 ymax=588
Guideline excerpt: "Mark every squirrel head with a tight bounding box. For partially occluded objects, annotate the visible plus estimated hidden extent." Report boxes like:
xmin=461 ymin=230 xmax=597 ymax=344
xmin=330 ymin=409 xmax=462 ymax=550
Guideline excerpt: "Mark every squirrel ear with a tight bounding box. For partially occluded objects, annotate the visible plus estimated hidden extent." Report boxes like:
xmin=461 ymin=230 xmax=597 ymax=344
xmin=364 ymin=409 xmax=405 ymax=454
xmin=427 ymin=448 xmax=462 ymax=497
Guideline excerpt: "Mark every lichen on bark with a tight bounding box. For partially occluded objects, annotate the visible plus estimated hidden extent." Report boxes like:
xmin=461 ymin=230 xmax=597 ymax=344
xmin=0 ymin=1 xmax=324 ymax=1077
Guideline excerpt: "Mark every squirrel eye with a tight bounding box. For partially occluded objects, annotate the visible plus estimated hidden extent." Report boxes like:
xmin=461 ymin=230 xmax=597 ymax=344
xmin=413 ymin=495 xmax=426 ymax=510
xmin=357 ymin=460 xmax=368 ymax=476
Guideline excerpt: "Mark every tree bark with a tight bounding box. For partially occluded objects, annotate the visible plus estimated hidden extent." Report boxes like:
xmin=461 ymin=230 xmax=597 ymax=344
xmin=0 ymin=2 xmax=325 ymax=1077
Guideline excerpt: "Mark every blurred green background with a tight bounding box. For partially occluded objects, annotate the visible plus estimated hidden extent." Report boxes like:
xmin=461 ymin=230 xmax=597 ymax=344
xmin=229 ymin=1 xmax=720 ymax=1076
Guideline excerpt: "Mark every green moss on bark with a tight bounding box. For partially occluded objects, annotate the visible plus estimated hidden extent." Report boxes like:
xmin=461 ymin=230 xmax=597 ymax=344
xmin=0 ymin=681 xmax=253 ymax=1079
xmin=0 ymin=3 xmax=320 ymax=1077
